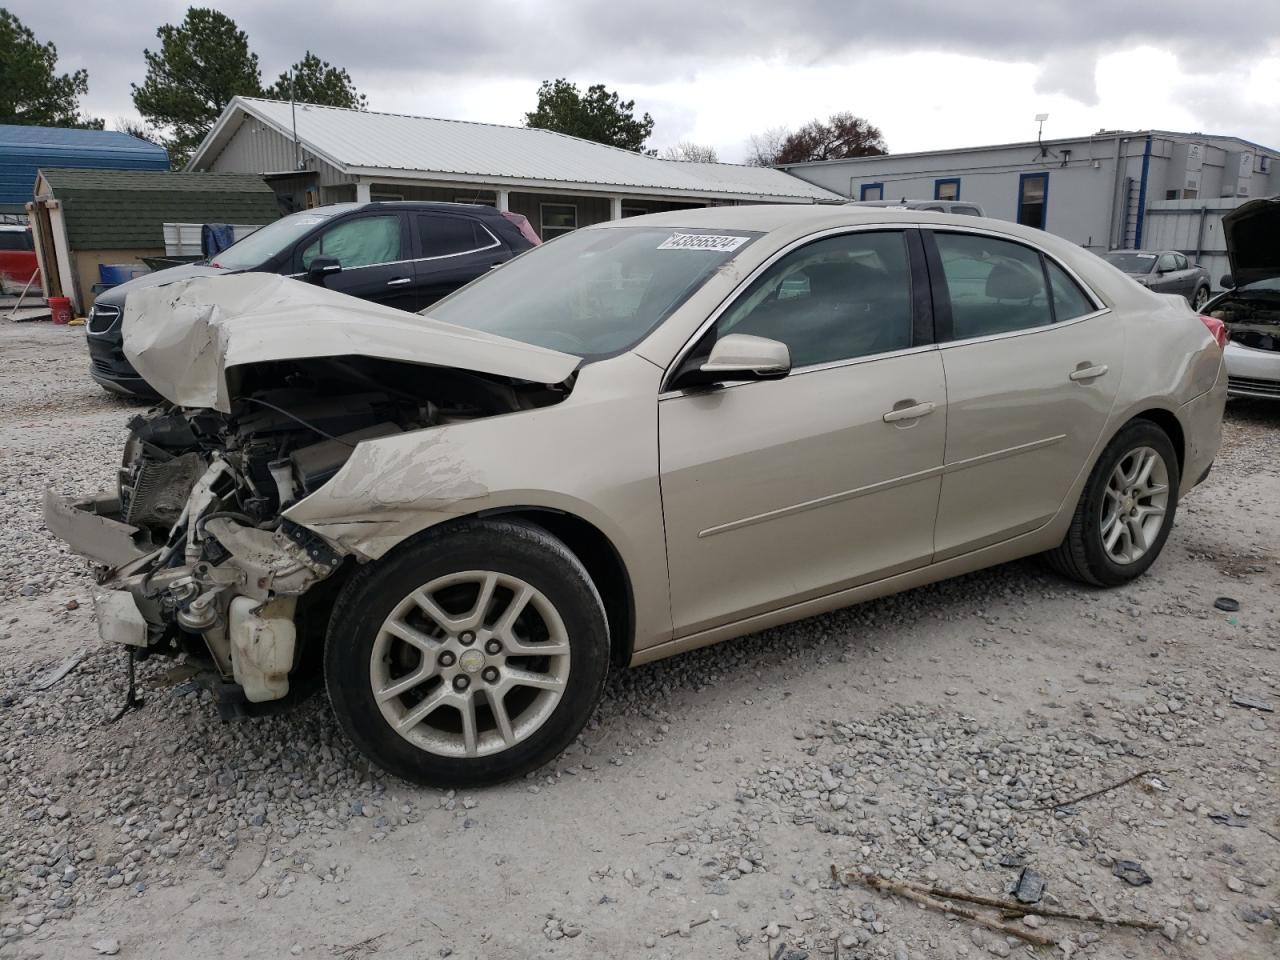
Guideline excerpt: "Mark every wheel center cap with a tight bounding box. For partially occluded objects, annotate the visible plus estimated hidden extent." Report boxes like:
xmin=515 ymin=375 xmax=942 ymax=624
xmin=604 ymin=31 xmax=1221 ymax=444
xmin=458 ymin=649 xmax=486 ymax=674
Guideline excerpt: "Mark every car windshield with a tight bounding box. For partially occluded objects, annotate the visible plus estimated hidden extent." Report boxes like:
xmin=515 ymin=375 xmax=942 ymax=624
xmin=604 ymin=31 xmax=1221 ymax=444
xmin=210 ymin=208 xmax=348 ymax=270
xmin=424 ymin=226 xmax=760 ymax=359
xmin=1105 ymin=252 xmax=1157 ymax=274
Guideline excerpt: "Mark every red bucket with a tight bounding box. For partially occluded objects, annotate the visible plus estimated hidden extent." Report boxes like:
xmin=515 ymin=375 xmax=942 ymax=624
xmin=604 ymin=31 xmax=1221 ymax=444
xmin=49 ymin=296 xmax=72 ymax=325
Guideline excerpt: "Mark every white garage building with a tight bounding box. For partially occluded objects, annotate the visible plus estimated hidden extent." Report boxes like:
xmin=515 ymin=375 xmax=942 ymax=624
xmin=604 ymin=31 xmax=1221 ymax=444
xmin=188 ymin=97 xmax=841 ymax=238
xmin=779 ymin=129 xmax=1279 ymax=278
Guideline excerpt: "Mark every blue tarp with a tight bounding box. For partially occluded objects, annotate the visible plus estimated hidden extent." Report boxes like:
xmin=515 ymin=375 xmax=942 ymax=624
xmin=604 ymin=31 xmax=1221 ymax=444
xmin=0 ymin=125 xmax=169 ymax=209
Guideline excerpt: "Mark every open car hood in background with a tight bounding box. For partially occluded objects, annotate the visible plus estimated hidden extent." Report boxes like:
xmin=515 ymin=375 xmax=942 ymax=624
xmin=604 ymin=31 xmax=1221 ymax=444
xmin=1223 ymin=197 xmax=1280 ymax=289
xmin=122 ymin=273 xmax=580 ymax=412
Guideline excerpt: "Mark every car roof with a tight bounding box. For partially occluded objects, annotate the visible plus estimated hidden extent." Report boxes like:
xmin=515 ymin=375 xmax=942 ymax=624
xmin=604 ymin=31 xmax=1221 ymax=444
xmin=354 ymin=200 xmax=504 ymax=216
xmin=592 ymin=203 xmax=998 ymax=234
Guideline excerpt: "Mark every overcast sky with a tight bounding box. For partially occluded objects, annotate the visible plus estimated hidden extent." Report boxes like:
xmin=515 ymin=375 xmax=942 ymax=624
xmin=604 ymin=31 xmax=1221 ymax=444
xmin=15 ymin=0 xmax=1280 ymax=161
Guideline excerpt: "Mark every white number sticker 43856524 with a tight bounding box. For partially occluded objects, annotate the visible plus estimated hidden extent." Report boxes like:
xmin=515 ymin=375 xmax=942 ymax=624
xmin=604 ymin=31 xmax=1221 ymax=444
xmin=657 ymin=233 xmax=749 ymax=252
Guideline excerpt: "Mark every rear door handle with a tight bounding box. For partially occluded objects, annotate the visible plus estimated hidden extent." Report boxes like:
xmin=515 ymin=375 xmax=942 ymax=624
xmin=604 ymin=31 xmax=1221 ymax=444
xmin=387 ymin=277 xmax=412 ymax=287
xmin=1069 ymin=363 xmax=1109 ymax=381
xmin=882 ymin=400 xmax=936 ymax=423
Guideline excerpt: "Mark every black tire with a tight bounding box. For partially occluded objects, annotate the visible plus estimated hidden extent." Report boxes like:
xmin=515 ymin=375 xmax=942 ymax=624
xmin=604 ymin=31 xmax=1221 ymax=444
xmin=1192 ymin=286 xmax=1210 ymax=311
xmin=324 ymin=518 xmax=610 ymax=787
xmin=1044 ymin=420 xmax=1180 ymax=587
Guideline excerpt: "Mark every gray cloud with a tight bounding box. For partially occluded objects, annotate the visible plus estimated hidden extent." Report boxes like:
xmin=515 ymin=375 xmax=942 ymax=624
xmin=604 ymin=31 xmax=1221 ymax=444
xmin=14 ymin=1 xmax=1280 ymax=136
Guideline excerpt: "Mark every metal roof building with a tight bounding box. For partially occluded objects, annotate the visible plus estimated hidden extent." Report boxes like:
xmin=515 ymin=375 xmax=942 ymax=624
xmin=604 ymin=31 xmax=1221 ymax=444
xmin=189 ymin=97 xmax=840 ymax=238
xmin=0 ymin=125 xmax=169 ymax=215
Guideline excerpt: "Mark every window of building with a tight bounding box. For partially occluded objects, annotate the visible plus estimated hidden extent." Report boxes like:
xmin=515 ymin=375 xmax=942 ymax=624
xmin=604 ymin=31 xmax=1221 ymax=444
xmin=301 ymin=215 xmax=401 ymax=269
xmin=933 ymin=232 xmax=1052 ymax=340
xmin=416 ymin=214 xmax=497 ymax=259
xmin=859 ymin=182 xmax=884 ymax=201
xmin=934 ymin=178 xmax=961 ymax=201
xmin=715 ymin=231 xmax=913 ymax=368
xmin=540 ymin=203 xmax=578 ymax=239
xmin=1016 ymin=173 xmax=1048 ymax=229
xmin=1045 ymin=259 xmax=1096 ymax=321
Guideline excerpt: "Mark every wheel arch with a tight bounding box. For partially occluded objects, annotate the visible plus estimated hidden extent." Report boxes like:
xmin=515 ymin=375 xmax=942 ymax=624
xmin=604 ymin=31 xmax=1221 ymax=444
xmin=1128 ymin=407 xmax=1186 ymax=475
xmin=430 ymin=506 xmax=637 ymax=671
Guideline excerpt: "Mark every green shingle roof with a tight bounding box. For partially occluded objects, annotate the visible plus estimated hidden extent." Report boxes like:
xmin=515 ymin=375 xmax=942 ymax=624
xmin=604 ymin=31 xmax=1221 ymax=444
xmin=40 ymin=169 xmax=280 ymax=249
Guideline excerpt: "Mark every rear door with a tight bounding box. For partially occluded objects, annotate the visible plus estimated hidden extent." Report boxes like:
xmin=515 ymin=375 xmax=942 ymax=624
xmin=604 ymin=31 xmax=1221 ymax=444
xmin=925 ymin=229 xmax=1122 ymax=558
xmin=413 ymin=212 xmax=509 ymax=309
xmin=659 ymin=228 xmax=948 ymax=637
xmin=294 ymin=212 xmax=418 ymax=310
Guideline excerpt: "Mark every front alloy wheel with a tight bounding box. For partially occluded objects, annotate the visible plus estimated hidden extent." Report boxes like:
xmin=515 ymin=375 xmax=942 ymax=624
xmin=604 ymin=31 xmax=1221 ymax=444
xmin=326 ymin=519 xmax=610 ymax=786
xmin=371 ymin=571 xmax=572 ymax=758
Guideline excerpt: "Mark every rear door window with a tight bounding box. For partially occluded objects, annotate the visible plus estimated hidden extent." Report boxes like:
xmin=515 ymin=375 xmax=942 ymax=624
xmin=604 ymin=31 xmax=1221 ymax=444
xmin=933 ymin=232 xmax=1052 ymax=339
xmin=1045 ymin=259 xmax=1096 ymax=321
xmin=417 ymin=214 xmax=498 ymax=258
xmin=301 ymin=215 xmax=402 ymax=269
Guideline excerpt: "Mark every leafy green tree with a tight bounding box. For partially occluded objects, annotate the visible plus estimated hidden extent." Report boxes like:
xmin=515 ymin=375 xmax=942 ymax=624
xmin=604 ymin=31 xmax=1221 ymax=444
xmin=131 ymin=7 xmax=262 ymax=166
xmin=0 ymin=9 xmax=102 ymax=128
xmin=525 ymin=79 xmax=654 ymax=153
xmin=264 ymin=52 xmax=367 ymax=110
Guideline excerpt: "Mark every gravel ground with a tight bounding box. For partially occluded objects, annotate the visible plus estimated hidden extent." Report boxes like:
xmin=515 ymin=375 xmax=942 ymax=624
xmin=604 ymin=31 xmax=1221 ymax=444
xmin=1 ymin=320 xmax=1277 ymax=960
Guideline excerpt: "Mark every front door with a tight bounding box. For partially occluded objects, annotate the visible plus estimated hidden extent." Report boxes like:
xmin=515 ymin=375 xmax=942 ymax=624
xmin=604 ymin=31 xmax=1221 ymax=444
xmin=297 ymin=212 xmax=418 ymax=311
xmin=925 ymin=229 xmax=1123 ymax=558
xmin=659 ymin=229 xmax=948 ymax=637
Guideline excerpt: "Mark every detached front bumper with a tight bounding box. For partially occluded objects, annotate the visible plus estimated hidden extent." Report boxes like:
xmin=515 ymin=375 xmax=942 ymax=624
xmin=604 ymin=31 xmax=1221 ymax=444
xmin=44 ymin=488 xmax=345 ymax=704
xmin=43 ymin=491 xmax=151 ymax=568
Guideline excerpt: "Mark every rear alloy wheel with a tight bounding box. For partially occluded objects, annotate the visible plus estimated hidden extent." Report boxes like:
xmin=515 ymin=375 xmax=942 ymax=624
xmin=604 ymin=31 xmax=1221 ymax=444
xmin=1044 ymin=421 xmax=1180 ymax=586
xmin=326 ymin=520 xmax=610 ymax=786
xmin=1192 ymin=286 xmax=1209 ymax=311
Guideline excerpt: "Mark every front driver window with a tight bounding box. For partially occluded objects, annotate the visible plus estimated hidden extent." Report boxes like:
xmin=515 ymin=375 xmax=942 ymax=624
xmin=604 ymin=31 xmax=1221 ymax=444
xmin=1156 ymin=253 xmax=1177 ymax=273
xmin=301 ymin=215 xmax=401 ymax=269
xmin=715 ymin=231 xmax=913 ymax=368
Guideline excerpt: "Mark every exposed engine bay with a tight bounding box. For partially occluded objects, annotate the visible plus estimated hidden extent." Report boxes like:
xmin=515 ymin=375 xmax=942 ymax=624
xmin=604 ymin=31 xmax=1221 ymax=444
xmin=69 ymin=355 xmax=570 ymax=715
xmin=1209 ymin=297 xmax=1280 ymax=352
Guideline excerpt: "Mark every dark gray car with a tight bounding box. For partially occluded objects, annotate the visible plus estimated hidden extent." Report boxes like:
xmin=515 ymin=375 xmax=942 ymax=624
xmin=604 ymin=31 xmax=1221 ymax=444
xmin=1105 ymin=250 xmax=1211 ymax=309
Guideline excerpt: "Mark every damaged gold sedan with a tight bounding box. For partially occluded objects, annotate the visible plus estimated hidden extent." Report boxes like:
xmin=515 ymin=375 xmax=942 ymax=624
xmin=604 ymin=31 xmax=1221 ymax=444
xmin=47 ymin=207 xmax=1227 ymax=785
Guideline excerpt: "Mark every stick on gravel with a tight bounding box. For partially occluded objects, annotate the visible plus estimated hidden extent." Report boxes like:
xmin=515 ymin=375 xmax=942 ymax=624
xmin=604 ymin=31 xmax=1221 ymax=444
xmin=837 ymin=870 xmax=1059 ymax=948
xmin=901 ymin=879 xmax=1161 ymax=931
xmin=1022 ymin=768 xmax=1160 ymax=812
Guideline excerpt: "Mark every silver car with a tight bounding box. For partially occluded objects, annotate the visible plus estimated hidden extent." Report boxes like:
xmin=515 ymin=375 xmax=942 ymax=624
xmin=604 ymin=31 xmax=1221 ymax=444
xmin=1205 ymin=197 xmax=1280 ymax=400
xmin=45 ymin=206 xmax=1227 ymax=786
xmin=1104 ymin=250 xmax=1212 ymax=309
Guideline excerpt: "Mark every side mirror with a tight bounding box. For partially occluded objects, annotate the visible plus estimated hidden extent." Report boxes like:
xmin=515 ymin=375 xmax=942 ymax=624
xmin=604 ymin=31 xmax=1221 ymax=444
xmin=1220 ymin=273 xmax=1235 ymax=289
xmin=676 ymin=334 xmax=791 ymax=390
xmin=307 ymin=256 xmax=342 ymax=284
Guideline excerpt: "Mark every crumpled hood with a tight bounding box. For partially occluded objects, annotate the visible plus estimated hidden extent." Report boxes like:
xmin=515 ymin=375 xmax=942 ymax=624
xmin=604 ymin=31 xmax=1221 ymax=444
xmin=122 ymin=273 xmax=580 ymax=412
xmin=1223 ymin=197 xmax=1280 ymax=288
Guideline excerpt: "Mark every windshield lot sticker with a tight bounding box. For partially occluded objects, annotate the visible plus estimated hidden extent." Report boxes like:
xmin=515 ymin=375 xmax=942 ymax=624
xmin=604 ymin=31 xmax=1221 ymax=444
xmin=658 ymin=233 xmax=749 ymax=252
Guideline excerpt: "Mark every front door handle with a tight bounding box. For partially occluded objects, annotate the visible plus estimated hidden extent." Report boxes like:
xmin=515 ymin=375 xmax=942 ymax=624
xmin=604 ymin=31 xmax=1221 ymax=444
xmin=882 ymin=400 xmax=936 ymax=423
xmin=387 ymin=277 xmax=412 ymax=287
xmin=1069 ymin=363 xmax=1109 ymax=381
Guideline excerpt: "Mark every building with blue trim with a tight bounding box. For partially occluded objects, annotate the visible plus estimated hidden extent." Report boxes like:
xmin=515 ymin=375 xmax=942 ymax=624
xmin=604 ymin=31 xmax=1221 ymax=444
xmin=779 ymin=129 xmax=1279 ymax=262
xmin=0 ymin=125 xmax=168 ymax=215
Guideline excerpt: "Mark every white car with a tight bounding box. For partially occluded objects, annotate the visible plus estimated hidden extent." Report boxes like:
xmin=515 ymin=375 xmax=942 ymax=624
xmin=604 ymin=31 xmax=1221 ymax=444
xmin=1205 ymin=198 xmax=1280 ymax=399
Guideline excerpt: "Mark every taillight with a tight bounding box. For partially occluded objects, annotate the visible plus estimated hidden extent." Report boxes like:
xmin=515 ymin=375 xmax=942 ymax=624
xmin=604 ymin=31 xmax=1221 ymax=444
xmin=1199 ymin=314 xmax=1228 ymax=349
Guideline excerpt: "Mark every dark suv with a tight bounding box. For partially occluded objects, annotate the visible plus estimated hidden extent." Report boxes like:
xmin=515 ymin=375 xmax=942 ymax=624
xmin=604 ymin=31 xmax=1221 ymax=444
xmin=86 ymin=201 xmax=540 ymax=396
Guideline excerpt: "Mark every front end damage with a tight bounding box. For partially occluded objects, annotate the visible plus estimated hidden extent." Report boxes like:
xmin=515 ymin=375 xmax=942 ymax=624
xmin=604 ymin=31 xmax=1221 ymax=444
xmin=47 ymin=274 xmax=580 ymax=716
